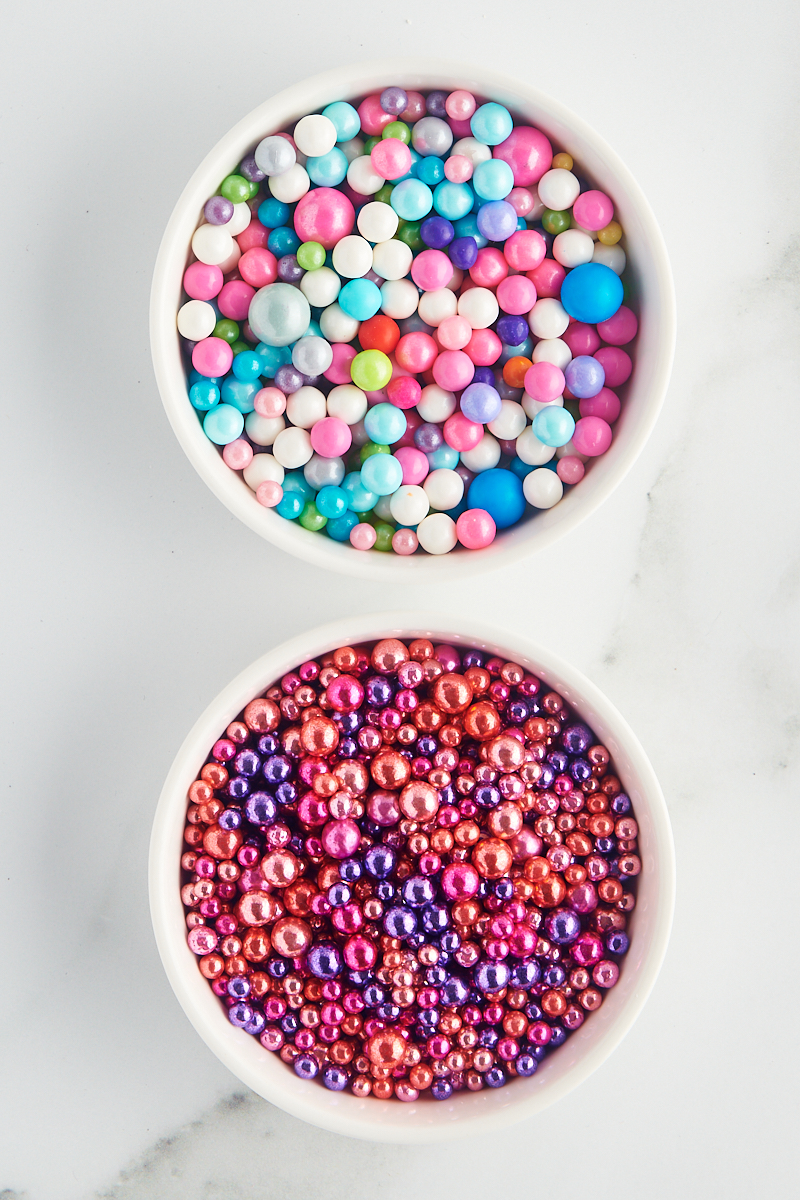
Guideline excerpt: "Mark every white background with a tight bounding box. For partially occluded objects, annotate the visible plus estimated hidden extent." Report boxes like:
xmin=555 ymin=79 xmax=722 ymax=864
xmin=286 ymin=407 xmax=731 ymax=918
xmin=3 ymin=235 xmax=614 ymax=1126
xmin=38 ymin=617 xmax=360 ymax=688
xmin=2 ymin=1 xmax=799 ymax=1196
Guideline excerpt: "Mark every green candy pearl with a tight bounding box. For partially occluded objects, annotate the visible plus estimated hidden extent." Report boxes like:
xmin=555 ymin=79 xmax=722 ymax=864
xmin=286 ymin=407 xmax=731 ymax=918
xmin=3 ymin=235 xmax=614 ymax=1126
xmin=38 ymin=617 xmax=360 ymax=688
xmin=360 ymin=442 xmax=390 ymax=463
xmin=299 ymin=501 xmax=327 ymax=532
xmin=297 ymin=241 xmax=326 ymax=271
xmin=373 ymin=521 xmax=395 ymax=552
xmin=214 ymin=319 xmax=240 ymax=344
xmin=220 ymin=174 xmax=251 ymax=204
xmin=396 ymin=220 xmax=423 ymax=251
xmin=363 ymin=135 xmax=381 ymax=156
xmin=382 ymin=121 xmax=411 ymax=144
xmin=246 ymin=180 xmax=260 ymax=200
xmin=541 ymin=208 xmax=572 ymax=235
xmin=374 ymin=183 xmax=394 ymax=205
xmin=229 ymin=340 xmax=250 ymax=357
xmin=351 ymin=348 xmax=392 ymax=391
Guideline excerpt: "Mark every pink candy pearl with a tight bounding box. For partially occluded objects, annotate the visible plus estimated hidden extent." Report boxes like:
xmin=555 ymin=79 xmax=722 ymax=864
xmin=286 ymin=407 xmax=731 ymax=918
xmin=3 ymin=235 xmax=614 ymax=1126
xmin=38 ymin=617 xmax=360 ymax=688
xmin=310 ymin=416 xmax=352 ymax=458
xmin=236 ymin=219 xmax=270 ymax=252
xmin=457 ymin=508 xmax=496 ymax=549
xmin=400 ymin=91 xmax=425 ymax=122
xmin=506 ymin=187 xmax=536 ymax=218
xmin=444 ymin=154 xmax=473 ymax=183
xmin=496 ymin=274 xmax=537 ymax=316
xmin=370 ymin=137 xmax=412 ymax=181
xmin=395 ymin=331 xmax=438 ymax=374
xmin=238 ymin=247 xmax=278 ymax=288
xmin=470 ymin=247 xmax=507 ymax=288
xmin=395 ymin=445 xmax=429 ymax=484
xmin=562 ymin=321 xmax=601 ymax=357
xmin=524 ymin=361 xmax=565 ymax=403
xmin=432 ymin=349 xmax=474 ymax=391
xmin=350 ymin=523 xmax=377 ymax=551
xmin=256 ymin=481 xmax=283 ymax=507
xmin=579 ymin=387 xmax=621 ymax=423
xmin=222 ymin=438 xmax=253 ymax=470
xmin=321 ymin=818 xmax=361 ymax=859
xmin=217 ymin=280 xmax=255 ymax=321
xmin=556 ymin=456 xmax=585 ymax=485
xmin=465 ymin=327 xmax=502 ymax=366
xmin=386 ymin=375 xmax=421 ymax=410
xmin=597 ymin=305 xmax=638 ymax=346
xmin=444 ymin=411 xmax=483 ymax=451
xmin=492 ymin=125 xmax=553 ymax=185
xmin=572 ymin=416 xmax=613 ymax=457
xmin=445 ymin=89 xmax=477 ymax=119
xmin=448 ymin=117 xmax=472 ymax=139
xmin=572 ymin=190 xmax=614 ymax=231
xmin=293 ymin=187 xmax=355 ymax=249
xmin=392 ymin=528 xmax=418 ymax=555
xmin=325 ymin=343 xmax=358 ymax=383
xmin=192 ymin=337 xmax=232 ymax=377
xmin=183 ymin=261 xmax=223 ymax=301
xmin=357 ymin=93 xmax=394 ymax=136
xmin=594 ymin=346 xmax=632 ymax=387
xmin=527 ymin=258 xmax=565 ymax=298
xmin=411 ymin=248 xmax=453 ymax=291
xmin=367 ymin=789 xmax=402 ymax=825
xmin=344 ymin=934 xmax=377 ymax=970
xmin=441 ymin=861 xmax=480 ymax=899
xmin=437 ymin=314 xmax=472 ymax=350
xmin=254 ymin=386 xmax=286 ymax=418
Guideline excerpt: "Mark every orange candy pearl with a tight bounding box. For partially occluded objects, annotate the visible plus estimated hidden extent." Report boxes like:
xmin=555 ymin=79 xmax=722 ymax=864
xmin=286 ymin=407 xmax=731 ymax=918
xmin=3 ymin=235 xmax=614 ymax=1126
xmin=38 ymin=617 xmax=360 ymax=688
xmin=300 ymin=715 xmax=339 ymax=756
xmin=471 ymin=838 xmax=513 ymax=879
xmin=399 ymin=781 xmax=440 ymax=821
xmin=463 ymin=700 xmax=501 ymax=740
xmin=370 ymin=749 xmax=411 ymax=790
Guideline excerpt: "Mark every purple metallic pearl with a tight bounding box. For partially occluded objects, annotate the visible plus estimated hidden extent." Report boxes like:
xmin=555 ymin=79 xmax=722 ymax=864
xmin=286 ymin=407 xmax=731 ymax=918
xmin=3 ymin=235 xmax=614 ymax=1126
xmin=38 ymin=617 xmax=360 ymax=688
xmin=414 ymin=422 xmax=443 ymax=453
xmin=543 ymin=964 xmax=566 ymax=988
xmin=228 ymin=1002 xmax=254 ymax=1028
xmin=569 ymin=757 xmax=592 ymax=783
xmin=257 ymin=734 xmax=279 ymax=755
xmin=562 ymin=723 xmax=592 ymax=754
xmin=462 ymin=649 xmax=485 ymax=667
xmin=516 ymin=1053 xmax=538 ymax=1076
xmin=449 ymin=235 xmax=479 ymax=270
xmin=239 ymin=152 xmax=265 ymax=183
xmin=548 ymin=751 xmax=568 ymax=772
xmin=274 ymin=363 xmax=304 ymax=393
xmin=219 ymin=807 xmax=243 ymax=831
xmin=496 ymin=315 xmax=528 ymax=344
xmin=537 ymin=764 xmax=555 ymax=789
xmin=383 ymin=906 xmax=418 ymax=939
xmin=474 ymin=960 xmax=510 ymax=993
xmin=365 ymin=844 xmax=396 ymax=878
xmin=476 ymin=200 xmax=517 ymax=242
xmin=474 ymin=785 xmax=501 ymax=809
xmin=204 ymin=195 xmax=234 ymax=225
xmin=293 ymin=1054 xmax=319 ymax=1080
xmin=322 ymin=1065 xmax=349 ymax=1091
xmin=607 ymin=930 xmax=630 ymax=955
xmin=611 ymin=793 xmax=632 ymax=815
xmin=263 ymin=754 xmax=292 ymax=784
xmin=243 ymin=1009 xmax=266 ymax=1036
xmin=549 ymin=1026 xmax=567 ymax=1047
xmin=277 ymin=253 xmax=304 ymax=283
xmin=339 ymin=857 xmax=362 ymax=882
xmin=402 ymin=876 xmax=436 ymax=907
xmin=306 ymin=942 xmax=343 ymax=979
xmin=420 ymin=215 xmax=455 ymax=249
xmin=327 ymin=882 xmax=351 ymax=907
xmin=417 ymin=736 xmax=438 ymax=757
xmin=275 ymin=781 xmax=296 ymax=805
xmin=365 ymin=674 xmax=393 ymax=705
xmin=485 ymin=1066 xmax=507 ymax=1088
xmin=460 ymin=382 xmax=502 ymax=424
xmin=380 ymin=86 xmax=408 ymax=115
xmin=431 ymin=1078 xmax=453 ymax=1100
xmin=426 ymin=90 xmax=448 ymax=117
xmin=565 ymin=355 xmax=605 ymax=398
xmin=439 ymin=975 xmax=470 ymax=1006
xmin=546 ymin=908 xmax=582 ymax=945
xmin=235 ymin=748 xmax=261 ymax=775
xmin=510 ymin=961 xmax=540 ymax=989
xmin=338 ymin=737 xmax=357 ymax=758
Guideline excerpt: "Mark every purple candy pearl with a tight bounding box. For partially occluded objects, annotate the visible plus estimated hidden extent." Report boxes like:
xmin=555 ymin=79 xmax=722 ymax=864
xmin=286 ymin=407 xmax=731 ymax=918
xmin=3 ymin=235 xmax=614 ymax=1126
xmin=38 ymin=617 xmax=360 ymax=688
xmin=460 ymin=381 xmax=502 ymax=424
xmin=277 ymin=253 xmax=304 ymax=283
xmin=322 ymin=1065 xmax=349 ymax=1091
xmin=420 ymin=215 xmax=454 ymax=249
xmin=476 ymin=200 xmax=518 ymax=242
xmin=274 ymin=364 xmax=304 ymax=393
xmin=449 ymin=235 xmax=479 ymax=270
xmin=380 ymin=86 xmax=408 ymax=115
xmin=239 ymin=153 xmax=266 ymax=183
xmin=496 ymin=314 xmax=528 ymax=345
xmin=546 ymin=908 xmax=582 ymax=945
xmin=426 ymin=90 xmax=448 ymax=117
xmin=293 ymin=1054 xmax=319 ymax=1080
xmin=565 ymin=355 xmax=605 ymax=398
xmin=414 ymin=422 xmax=443 ymax=453
xmin=204 ymin=195 xmax=234 ymax=225
xmin=471 ymin=366 xmax=495 ymax=387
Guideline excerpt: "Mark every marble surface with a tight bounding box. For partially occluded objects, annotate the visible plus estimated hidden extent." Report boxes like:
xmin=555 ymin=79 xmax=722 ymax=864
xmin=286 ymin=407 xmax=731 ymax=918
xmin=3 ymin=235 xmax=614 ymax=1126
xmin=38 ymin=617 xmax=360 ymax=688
xmin=2 ymin=1 xmax=799 ymax=1196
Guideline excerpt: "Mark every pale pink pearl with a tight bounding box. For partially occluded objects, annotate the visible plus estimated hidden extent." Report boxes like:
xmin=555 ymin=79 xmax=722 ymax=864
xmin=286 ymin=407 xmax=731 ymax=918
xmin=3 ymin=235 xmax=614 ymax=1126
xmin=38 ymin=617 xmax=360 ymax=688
xmin=222 ymin=438 xmax=253 ymax=470
xmin=256 ymin=481 xmax=283 ymax=507
xmin=444 ymin=155 xmax=473 ymax=183
xmin=524 ymin=361 xmax=565 ymax=403
xmin=367 ymin=789 xmax=402 ymax=826
xmin=510 ymin=828 xmax=543 ymax=861
xmin=572 ymin=416 xmax=613 ymax=457
xmin=254 ymin=387 xmax=286 ymax=418
xmin=350 ymin=523 xmax=377 ymax=550
xmin=320 ymin=818 xmax=361 ymax=859
xmin=557 ymin=456 xmax=585 ymax=485
xmin=437 ymin=314 xmax=472 ymax=351
xmin=445 ymin=89 xmax=477 ymax=120
xmin=392 ymin=529 xmax=418 ymax=555
xmin=395 ymin=1082 xmax=420 ymax=1103
xmin=507 ymin=186 xmax=535 ymax=217
xmin=310 ymin=416 xmax=352 ymax=458
xmin=443 ymin=412 xmax=483 ymax=452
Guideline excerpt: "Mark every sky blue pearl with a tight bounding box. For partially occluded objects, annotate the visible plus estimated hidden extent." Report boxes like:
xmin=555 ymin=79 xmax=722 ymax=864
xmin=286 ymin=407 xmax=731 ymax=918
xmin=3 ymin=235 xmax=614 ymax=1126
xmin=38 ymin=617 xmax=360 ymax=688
xmin=189 ymin=379 xmax=220 ymax=410
xmin=516 ymin=216 xmax=527 ymax=230
xmin=220 ymin=376 xmax=259 ymax=413
xmin=453 ymin=213 xmax=488 ymax=249
xmin=476 ymin=200 xmax=517 ymax=241
xmin=460 ymin=381 xmax=502 ymax=424
xmin=510 ymin=455 xmax=535 ymax=479
xmin=414 ymin=156 xmax=444 ymax=186
xmin=339 ymin=277 xmax=382 ymax=320
xmin=203 ymin=403 xmax=244 ymax=445
xmin=232 ymin=350 xmax=263 ymax=381
xmin=267 ymin=225 xmax=300 ymax=256
xmin=282 ymin=470 xmax=315 ymax=500
xmin=342 ymin=471 xmax=378 ymax=512
xmin=532 ymin=406 xmax=575 ymax=447
xmin=316 ymin=485 xmax=348 ymax=519
xmin=256 ymin=342 xmax=292 ymax=376
xmin=257 ymin=197 xmax=290 ymax=228
xmin=361 ymin=452 xmax=402 ymax=496
xmin=427 ymin=444 xmax=459 ymax=470
xmin=470 ymin=102 xmax=514 ymax=145
xmin=560 ymin=262 xmax=624 ymax=324
xmin=321 ymin=100 xmax=360 ymax=142
xmin=467 ymin=468 xmax=525 ymax=529
xmin=472 ymin=159 xmax=514 ymax=201
xmin=433 ymin=180 xmax=473 ymax=221
xmin=390 ymin=177 xmax=433 ymax=221
xmin=276 ymin=492 xmax=303 ymax=520
xmin=188 ymin=367 xmax=220 ymax=388
xmin=499 ymin=337 xmax=534 ymax=364
xmin=306 ymin=147 xmax=348 ymax=187
xmin=364 ymin=401 xmax=407 ymax=445
xmin=326 ymin=510 xmax=358 ymax=541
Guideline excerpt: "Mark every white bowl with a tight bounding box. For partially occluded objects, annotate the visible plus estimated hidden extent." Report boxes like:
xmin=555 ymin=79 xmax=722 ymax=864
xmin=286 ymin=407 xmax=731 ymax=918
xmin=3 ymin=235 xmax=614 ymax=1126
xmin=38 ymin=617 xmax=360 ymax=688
xmin=149 ymin=613 xmax=675 ymax=1142
xmin=150 ymin=59 xmax=676 ymax=581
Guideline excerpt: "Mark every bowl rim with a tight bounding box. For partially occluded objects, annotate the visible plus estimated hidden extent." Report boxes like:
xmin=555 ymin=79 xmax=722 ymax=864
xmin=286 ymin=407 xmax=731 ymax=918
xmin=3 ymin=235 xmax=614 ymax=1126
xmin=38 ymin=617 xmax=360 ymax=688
xmin=150 ymin=57 xmax=676 ymax=582
xmin=149 ymin=611 xmax=676 ymax=1142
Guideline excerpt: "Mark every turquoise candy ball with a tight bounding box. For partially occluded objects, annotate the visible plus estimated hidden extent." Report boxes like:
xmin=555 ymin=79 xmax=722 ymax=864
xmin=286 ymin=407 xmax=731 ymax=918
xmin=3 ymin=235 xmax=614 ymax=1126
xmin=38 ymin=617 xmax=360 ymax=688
xmin=189 ymin=379 xmax=220 ymax=411
xmin=203 ymin=403 xmax=244 ymax=445
xmin=339 ymin=278 xmax=382 ymax=321
xmin=427 ymin=444 xmax=459 ymax=470
xmin=532 ymin=406 xmax=576 ymax=447
xmin=390 ymin=178 xmax=433 ymax=221
xmin=342 ymin=471 xmax=378 ymax=513
xmin=433 ymin=181 xmax=474 ymax=221
xmin=467 ymin=468 xmax=525 ymax=529
xmin=326 ymin=510 xmax=359 ymax=541
xmin=276 ymin=492 xmax=304 ymax=520
xmin=470 ymin=102 xmax=514 ymax=146
xmin=307 ymin=147 xmax=348 ymax=187
xmin=316 ymin=485 xmax=348 ymax=519
xmin=472 ymin=159 xmax=514 ymax=201
xmin=360 ymin=452 xmax=403 ymax=496
xmin=560 ymin=262 xmax=624 ymax=324
xmin=364 ymin=402 xmax=407 ymax=445
xmin=221 ymin=376 xmax=259 ymax=413
xmin=322 ymin=101 xmax=361 ymax=142
xmin=248 ymin=282 xmax=311 ymax=347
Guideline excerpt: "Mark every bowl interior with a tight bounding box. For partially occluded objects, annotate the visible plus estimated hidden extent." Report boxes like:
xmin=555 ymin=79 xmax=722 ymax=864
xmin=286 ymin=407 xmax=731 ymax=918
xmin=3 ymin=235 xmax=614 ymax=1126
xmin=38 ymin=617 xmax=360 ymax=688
xmin=149 ymin=613 xmax=675 ymax=1142
xmin=150 ymin=59 xmax=675 ymax=580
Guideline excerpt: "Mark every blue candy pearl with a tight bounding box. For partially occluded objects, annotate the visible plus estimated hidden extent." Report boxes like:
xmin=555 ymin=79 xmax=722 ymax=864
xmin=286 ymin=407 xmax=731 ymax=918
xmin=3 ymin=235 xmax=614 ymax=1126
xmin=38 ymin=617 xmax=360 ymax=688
xmin=339 ymin=277 xmax=383 ymax=321
xmin=560 ymin=261 xmax=624 ymax=324
xmin=326 ymin=510 xmax=359 ymax=541
xmin=470 ymin=102 xmax=514 ymax=146
xmin=189 ymin=379 xmax=220 ymax=411
xmin=322 ymin=100 xmax=361 ymax=142
xmin=390 ymin=178 xmax=433 ymax=221
xmin=316 ymin=485 xmax=348 ymax=519
xmin=427 ymin=444 xmax=459 ymax=470
xmin=276 ymin=492 xmax=303 ymax=520
xmin=532 ymin=406 xmax=575 ymax=447
xmin=433 ymin=180 xmax=474 ymax=221
xmin=415 ymin=156 xmax=445 ymax=186
xmin=364 ymin=401 xmax=407 ymax=444
xmin=220 ymin=376 xmax=259 ymax=413
xmin=258 ymin=197 xmax=290 ymax=227
xmin=267 ymin=225 xmax=301 ymax=256
xmin=203 ymin=403 xmax=244 ymax=445
xmin=342 ymin=471 xmax=378 ymax=513
xmin=472 ymin=159 xmax=514 ymax=201
xmin=232 ymin=350 xmax=263 ymax=381
xmin=256 ymin=342 xmax=293 ymax=377
xmin=467 ymin=468 xmax=526 ymax=529
xmin=453 ymin=213 xmax=488 ymax=248
xmin=360 ymin=453 xmax=403 ymax=496
xmin=306 ymin=147 xmax=348 ymax=187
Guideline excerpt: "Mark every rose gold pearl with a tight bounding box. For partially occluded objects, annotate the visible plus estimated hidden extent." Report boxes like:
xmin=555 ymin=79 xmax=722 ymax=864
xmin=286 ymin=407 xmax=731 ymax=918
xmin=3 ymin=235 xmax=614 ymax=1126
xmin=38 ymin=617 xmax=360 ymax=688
xmin=366 ymin=1030 xmax=406 ymax=1067
xmin=473 ymin=1049 xmax=494 ymax=1072
xmin=199 ymin=953 xmax=224 ymax=979
xmin=500 ymin=662 xmax=524 ymax=686
xmin=399 ymin=781 xmax=440 ymax=821
xmin=487 ymin=802 xmax=523 ymax=839
xmin=332 ymin=646 xmax=359 ymax=671
xmin=463 ymin=700 xmax=501 ymax=741
xmin=487 ymin=733 xmax=525 ymax=771
xmin=372 ymin=1079 xmax=394 ymax=1099
xmin=261 ymin=849 xmax=300 ymax=888
xmin=370 ymin=749 xmax=411 ymax=791
xmin=466 ymin=1070 xmax=484 ymax=1091
xmin=432 ymin=672 xmax=474 ymax=714
xmin=471 ymin=838 xmax=513 ymax=879
xmin=270 ymin=917 xmax=312 ymax=957
xmin=542 ymin=989 xmax=567 ymax=1017
xmin=413 ymin=701 xmax=444 ymax=732
xmin=580 ymin=987 xmax=603 ymax=1011
xmin=351 ymin=1075 xmax=372 ymax=1097
xmin=371 ymin=639 xmax=409 ymax=673
xmin=531 ymin=875 xmax=567 ymax=907
xmin=203 ymin=825 xmax=243 ymax=860
xmin=409 ymin=1063 xmax=433 ymax=1089
xmin=237 ymin=891 xmax=280 ymax=928
xmin=299 ymin=715 xmax=339 ymax=756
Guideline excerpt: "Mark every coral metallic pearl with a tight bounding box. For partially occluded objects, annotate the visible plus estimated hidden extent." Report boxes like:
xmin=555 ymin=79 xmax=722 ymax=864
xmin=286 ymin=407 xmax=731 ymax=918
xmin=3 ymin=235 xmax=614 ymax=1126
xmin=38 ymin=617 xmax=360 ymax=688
xmin=326 ymin=674 xmax=364 ymax=712
xmin=471 ymin=838 xmax=513 ymax=879
xmin=371 ymin=638 xmax=410 ymax=673
xmin=366 ymin=1030 xmax=406 ymax=1067
xmin=243 ymin=697 xmax=280 ymax=732
xmin=321 ymin=818 xmax=361 ymax=859
xmin=370 ymin=749 xmax=411 ymax=790
xmin=261 ymin=849 xmax=300 ymax=887
xmin=300 ymin=715 xmax=339 ymax=755
xmin=399 ymin=780 xmax=440 ymax=820
xmin=487 ymin=733 xmax=525 ymax=771
xmin=203 ymin=824 xmax=243 ymax=859
xmin=432 ymin=672 xmax=474 ymax=714
xmin=463 ymin=700 xmax=502 ymax=740
xmin=270 ymin=916 xmax=312 ymax=958
xmin=487 ymin=801 xmax=523 ymax=839
xmin=237 ymin=891 xmax=280 ymax=926
xmin=531 ymin=875 xmax=567 ymax=907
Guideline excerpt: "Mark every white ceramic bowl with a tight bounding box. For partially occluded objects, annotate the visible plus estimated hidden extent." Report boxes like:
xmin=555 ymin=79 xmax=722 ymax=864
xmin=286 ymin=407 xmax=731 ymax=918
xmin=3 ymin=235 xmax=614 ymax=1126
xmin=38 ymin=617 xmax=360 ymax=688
xmin=150 ymin=59 xmax=675 ymax=581
xmin=149 ymin=613 xmax=675 ymax=1142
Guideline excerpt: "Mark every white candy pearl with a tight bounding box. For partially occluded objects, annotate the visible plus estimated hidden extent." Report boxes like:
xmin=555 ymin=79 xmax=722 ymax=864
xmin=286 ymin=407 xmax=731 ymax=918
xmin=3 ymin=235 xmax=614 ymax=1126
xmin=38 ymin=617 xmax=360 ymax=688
xmin=417 ymin=512 xmax=458 ymax=554
xmin=592 ymin=242 xmax=626 ymax=274
xmin=357 ymin=202 xmax=399 ymax=243
xmin=460 ymin=431 xmax=501 ymax=473
xmin=553 ymin=229 xmax=594 ymax=268
xmin=446 ymin=266 xmax=464 ymax=292
xmin=327 ymin=384 xmax=367 ymax=425
xmin=339 ymin=137 xmax=365 ymax=163
xmin=218 ymin=243 xmax=241 ymax=275
xmin=177 ymin=299 xmax=216 ymax=340
xmin=245 ymin=412 xmax=285 ymax=446
xmin=300 ymin=266 xmax=341 ymax=308
xmin=304 ymin=453 xmax=345 ymax=489
xmin=226 ymin=203 xmax=252 ymax=237
xmin=516 ymin=426 xmax=556 ymax=465
xmin=390 ymin=485 xmax=430 ymax=526
xmin=292 ymin=336 xmax=333 ymax=376
xmin=268 ymin=164 xmax=309 ymax=204
xmin=537 ymin=168 xmax=580 ymax=211
xmin=254 ymin=135 xmax=296 ymax=177
xmin=417 ymin=385 xmax=456 ymax=423
xmin=523 ymin=467 xmax=564 ymax=508
xmin=380 ymin=278 xmax=419 ymax=319
xmin=272 ymin=426 xmax=313 ymax=469
xmin=451 ymin=137 xmax=492 ymax=167
xmin=372 ymin=239 xmax=413 ymax=281
xmin=555 ymin=438 xmax=588 ymax=461
xmin=347 ymin=155 xmax=384 ymax=195
xmin=424 ymin=468 xmax=463 ymax=511
xmin=372 ymin=493 xmax=395 ymax=521
xmin=573 ymin=221 xmax=599 ymax=241
xmin=532 ymin=338 xmax=572 ymax=369
xmin=320 ymin=302 xmax=360 ymax=343
xmin=293 ymin=114 xmax=337 ymax=157
xmin=529 ymin=297 xmax=569 ymax=339
xmin=286 ymin=386 xmax=327 ymax=429
xmin=243 ymin=453 xmax=284 ymax=490
xmin=418 ymin=288 xmax=457 ymax=327
xmin=457 ymin=286 xmax=498 ymax=329
xmin=488 ymin=399 xmax=527 ymax=440
xmin=332 ymin=235 xmax=373 ymax=279
xmin=522 ymin=393 xmax=563 ymax=421
xmin=191 ymin=224 xmax=234 ymax=266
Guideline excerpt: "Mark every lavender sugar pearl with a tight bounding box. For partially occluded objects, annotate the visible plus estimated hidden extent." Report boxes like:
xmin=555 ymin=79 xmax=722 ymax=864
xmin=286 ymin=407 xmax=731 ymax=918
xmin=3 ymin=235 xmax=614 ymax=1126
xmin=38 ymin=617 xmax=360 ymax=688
xmin=204 ymin=195 xmax=234 ymax=225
